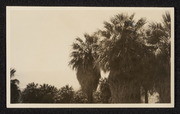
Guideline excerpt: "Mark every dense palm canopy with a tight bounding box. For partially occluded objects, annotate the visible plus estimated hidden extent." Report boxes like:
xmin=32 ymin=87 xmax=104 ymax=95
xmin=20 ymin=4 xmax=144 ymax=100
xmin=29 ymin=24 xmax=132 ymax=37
xmin=21 ymin=82 xmax=40 ymax=103
xmin=22 ymin=83 xmax=59 ymax=103
xmin=73 ymin=89 xmax=88 ymax=103
xmin=56 ymin=85 xmax=74 ymax=103
xmin=69 ymin=33 xmax=99 ymax=70
xmin=69 ymin=34 xmax=101 ymax=102
xmin=97 ymin=13 xmax=150 ymax=73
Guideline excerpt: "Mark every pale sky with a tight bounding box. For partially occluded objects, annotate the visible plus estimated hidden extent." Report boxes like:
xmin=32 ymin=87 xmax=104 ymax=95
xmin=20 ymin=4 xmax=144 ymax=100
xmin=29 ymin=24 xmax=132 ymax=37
xmin=8 ymin=7 xmax=172 ymax=90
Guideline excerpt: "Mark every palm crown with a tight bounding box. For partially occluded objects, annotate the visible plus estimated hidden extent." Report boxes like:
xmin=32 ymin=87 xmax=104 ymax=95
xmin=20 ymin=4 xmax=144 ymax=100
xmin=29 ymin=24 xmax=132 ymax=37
xmin=69 ymin=33 xmax=99 ymax=71
xmin=97 ymin=13 xmax=148 ymax=76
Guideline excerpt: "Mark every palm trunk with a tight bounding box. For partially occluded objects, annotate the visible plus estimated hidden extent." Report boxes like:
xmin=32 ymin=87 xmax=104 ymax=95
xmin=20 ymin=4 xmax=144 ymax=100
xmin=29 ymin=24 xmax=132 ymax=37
xmin=144 ymin=88 xmax=148 ymax=103
xmin=76 ymin=66 xmax=100 ymax=103
xmin=158 ymin=78 xmax=170 ymax=103
xmin=109 ymin=71 xmax=141 ymax=103
xmin=158 ymin=61 xmax=171 ymax=103
xmin=161 ymin=61 xmax=171 ymax=103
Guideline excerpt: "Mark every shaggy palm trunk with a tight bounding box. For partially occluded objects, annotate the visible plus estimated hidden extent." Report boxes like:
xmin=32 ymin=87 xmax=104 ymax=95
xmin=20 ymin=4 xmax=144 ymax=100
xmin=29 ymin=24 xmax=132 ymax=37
xmin=144 ymin=88 xmax=148 ymax=103
xmin=158 ymin=78 xmax=170 ymax=103
xmin=77 ymin=66 xmax=100 ymax=103
xmin=108 ymin=71 xmax=141 ymax=103
xmin=157 ymin=61 xmax=171 ymax=103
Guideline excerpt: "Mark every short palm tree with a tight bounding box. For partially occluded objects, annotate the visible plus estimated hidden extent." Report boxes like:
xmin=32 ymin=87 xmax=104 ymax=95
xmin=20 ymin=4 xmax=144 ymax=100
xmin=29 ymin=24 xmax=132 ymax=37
xmin=69 ymin=34 xmax=101 ymax=103
xmin=39 ymin=84 xmax=58 ymax=103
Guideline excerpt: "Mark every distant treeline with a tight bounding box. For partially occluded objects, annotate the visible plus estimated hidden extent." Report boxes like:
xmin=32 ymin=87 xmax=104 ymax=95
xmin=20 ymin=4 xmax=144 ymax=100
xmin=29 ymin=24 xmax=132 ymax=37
xmin=11 ymin=68 xmax=111 ymax=103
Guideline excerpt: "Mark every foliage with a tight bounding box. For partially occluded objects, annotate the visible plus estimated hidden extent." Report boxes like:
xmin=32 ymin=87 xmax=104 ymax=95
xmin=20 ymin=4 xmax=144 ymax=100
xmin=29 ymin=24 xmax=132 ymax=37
xmin=98 ymin=78 xmax=111 ymax=103
xmin=93 ymin=91 xmax=102 ymax=103
xmin=73 ymin=89 xmax=88 ymax=103
xmin=97 ymin=13 xmax=148 ymax=74
xmin=10 ymin=68 xmax=21 ymax=103
xmin=21 ymin=83 xmax=39 ymax=103
xmin=22 ymin=83 xmax=58 ymax=103
xmin=55 ymin=85 xmax=74 ymax=103
xmin=69 ymin=34 xmax=99 ymax=71
xmin=39 ymin=84 xmax=59 ymax=103
xmin=92 ymin=78 xmax=111 ymax=103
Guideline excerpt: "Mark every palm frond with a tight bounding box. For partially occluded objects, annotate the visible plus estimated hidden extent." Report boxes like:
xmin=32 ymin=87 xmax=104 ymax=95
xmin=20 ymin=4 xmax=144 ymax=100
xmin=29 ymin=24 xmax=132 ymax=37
xmin=135 ymin=18 xmax=147 ymax=30
xmin=162 ymin=12 xmax=171 ymax=31
xmin=10 ymin=68 xmax=16 ymax=78
xmin=129 ymin=13 xmax=135 ymax=20
xmin=11 ymin=79 xmax=20 ymax=85
xmin=103 ymin=21 xmax=113 ymax=33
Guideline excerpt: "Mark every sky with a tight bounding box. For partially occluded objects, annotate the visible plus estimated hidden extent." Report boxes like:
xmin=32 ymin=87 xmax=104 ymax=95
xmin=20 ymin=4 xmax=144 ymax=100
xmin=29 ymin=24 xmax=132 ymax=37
xmin=8 ymin=7 xmax=172 ymax=90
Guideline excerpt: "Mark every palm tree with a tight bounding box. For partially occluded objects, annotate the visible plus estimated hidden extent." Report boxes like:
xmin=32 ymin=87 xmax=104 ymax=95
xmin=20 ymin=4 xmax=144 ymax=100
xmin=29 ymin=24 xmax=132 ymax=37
xmin=56 ymin=85 xmax=74 ymax=103
xmin=146 ymin=12 xmax=171 ymax=103
xmin=69 ymin=34 xmax=101 ymax=103
xmin=39 ymin=84 xmax=58 ymax=103
xmin=10 ymin=68 xmax=21 ymax=103
xmin=21 ymin=82 xmax=39 ymax=103
xmin=96 ymin=13 xmax=150 ymax=103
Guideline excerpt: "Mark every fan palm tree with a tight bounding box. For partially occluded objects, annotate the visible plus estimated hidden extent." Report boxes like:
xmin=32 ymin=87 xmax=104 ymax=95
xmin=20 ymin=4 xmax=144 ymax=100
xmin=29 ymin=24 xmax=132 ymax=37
xmin=146 ymin=12 xmax=171 ymax=103
xmin=22 ymin=83 xmax=59 ymax=103
xmin=96 ymin=13 xmax=150 ymax=103
xmin=21 ymin=82 xmax=39 ymax=103
xmin=10 ymin=68 xmax=21 ymax=103
xmin=56 ymin=85 xmax=74 ymax=103
xmin=69 ymin=34 xmax=101 ymax=103
xmin=39 ymin=84 xmax=58 ymax=103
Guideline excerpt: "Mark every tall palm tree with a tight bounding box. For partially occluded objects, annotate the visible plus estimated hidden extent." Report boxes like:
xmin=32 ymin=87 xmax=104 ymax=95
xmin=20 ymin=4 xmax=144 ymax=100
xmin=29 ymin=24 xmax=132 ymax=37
xmin=97 ymin=13 xmax=150 ymax=103
xmin=146 ymin=12 xmax=171 ymax=103
xmin=69 ymin=34 xmax=101 ymax=103
xmin=10 ymin=68 xmax=21 ymax=103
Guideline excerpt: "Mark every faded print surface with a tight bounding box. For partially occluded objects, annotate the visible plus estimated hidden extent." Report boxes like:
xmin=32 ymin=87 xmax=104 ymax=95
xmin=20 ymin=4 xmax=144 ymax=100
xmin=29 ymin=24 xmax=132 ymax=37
xmin=7 ymin=7 xmax=174 ymax=107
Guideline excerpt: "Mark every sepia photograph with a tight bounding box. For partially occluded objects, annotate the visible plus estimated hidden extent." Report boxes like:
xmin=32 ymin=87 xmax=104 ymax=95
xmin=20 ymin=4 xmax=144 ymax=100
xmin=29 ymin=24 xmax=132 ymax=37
xmin=6 ymin=7 xmax=174 ymax=108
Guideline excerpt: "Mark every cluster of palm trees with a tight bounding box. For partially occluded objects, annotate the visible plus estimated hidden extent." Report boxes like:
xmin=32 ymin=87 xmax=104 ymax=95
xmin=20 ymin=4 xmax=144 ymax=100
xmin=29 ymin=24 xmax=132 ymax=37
xmin=69 ymin=12 xmax=171 ymax=103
